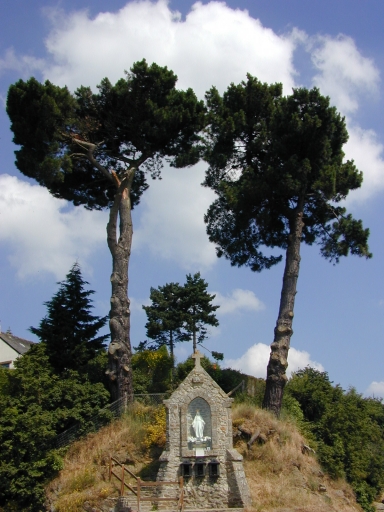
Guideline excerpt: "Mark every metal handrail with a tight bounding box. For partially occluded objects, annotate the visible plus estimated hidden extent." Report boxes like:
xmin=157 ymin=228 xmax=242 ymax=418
xmin=109 ymin=456 xmax=184 ymax=511
xmin=227 ymin=380 xmax=245 ymax=397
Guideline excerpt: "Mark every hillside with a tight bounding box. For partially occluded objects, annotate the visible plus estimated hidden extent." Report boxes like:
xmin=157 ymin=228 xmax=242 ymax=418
xmin=45 ymin=402 xmax=364 ymax=512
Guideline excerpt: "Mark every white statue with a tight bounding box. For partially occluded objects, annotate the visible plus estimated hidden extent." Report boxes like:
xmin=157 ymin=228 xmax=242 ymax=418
xmin=192 ymin=410 xmax=205 ymax=439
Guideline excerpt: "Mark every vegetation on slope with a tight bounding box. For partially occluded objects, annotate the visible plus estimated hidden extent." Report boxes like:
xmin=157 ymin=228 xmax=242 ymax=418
xmin=1 ymin=341 xmax=384 ymax=512
xmin=0 ymin=345 xmax=110 ymax=512
xmin=285 ymin=368 xmax=384 ymax=511
xmin=45 ymin=402 xmax=364 ymax=512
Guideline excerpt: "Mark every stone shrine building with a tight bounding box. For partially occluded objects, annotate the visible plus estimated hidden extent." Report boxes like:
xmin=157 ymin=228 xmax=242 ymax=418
xmin=157 ymin=351 xmax=251 ymax=510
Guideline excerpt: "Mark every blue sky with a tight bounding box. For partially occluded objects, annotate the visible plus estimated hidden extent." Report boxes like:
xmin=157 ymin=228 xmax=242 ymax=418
xmin=1 ymin=0 xmax=384 ymax=397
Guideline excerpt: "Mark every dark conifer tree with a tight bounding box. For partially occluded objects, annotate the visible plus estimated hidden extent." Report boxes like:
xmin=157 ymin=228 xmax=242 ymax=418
xmin=30 ymin=263 xmax=108 ymax=373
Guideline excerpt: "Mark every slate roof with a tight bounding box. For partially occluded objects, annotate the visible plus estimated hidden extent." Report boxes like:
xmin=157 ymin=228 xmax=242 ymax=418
xmin=0 ymin=332 xmax=35 ymax=355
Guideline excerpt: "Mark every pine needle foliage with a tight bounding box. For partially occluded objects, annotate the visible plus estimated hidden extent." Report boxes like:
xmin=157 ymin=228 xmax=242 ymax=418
xmin=203 ymin=78 xmax=371 ymax=415
xmin=30 ymin=263 xmax=108 ymax=374
xmin=142 ymin=273 xmax=219 ymax=356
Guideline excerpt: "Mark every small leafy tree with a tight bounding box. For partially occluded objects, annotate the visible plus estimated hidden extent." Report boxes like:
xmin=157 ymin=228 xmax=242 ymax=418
xmin=203 ymin=77 xmax=371 ymax=415
xmin=7 ymin=60 xmax=205 ymax=400
xmin=132 ymin=346 xmax=174 ymax=394
xmin=30 ymin=262 xmax=108 ymax=374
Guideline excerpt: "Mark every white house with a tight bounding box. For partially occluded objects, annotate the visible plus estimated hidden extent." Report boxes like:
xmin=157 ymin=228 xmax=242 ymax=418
xmin=0 ymin=331 xmax=34 ymax=368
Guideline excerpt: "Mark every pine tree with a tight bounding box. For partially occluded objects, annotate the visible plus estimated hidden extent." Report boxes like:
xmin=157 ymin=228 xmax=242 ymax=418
xmin=204 ymin=79 xmax=371 ymax=415
xmin=30 ymin=263 xmax=109 ymax=373
xmin=142 ymin=273 xmax=220 ymax=356
xmin=179 ymin=272 xmax=220 ymax=352
xmin=7 ymin=60 xmax=204 ymax=400
xmin=142 ymin=282 xmax=187 ymax=362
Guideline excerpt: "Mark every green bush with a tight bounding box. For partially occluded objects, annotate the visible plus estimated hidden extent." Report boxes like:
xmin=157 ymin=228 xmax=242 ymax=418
xmin=0 ymin=344 xmax=110 ymax=511
xmin=285 ymin=367 xmax=384 ymax=511
xmin=132 ymin=346 xmax=174 ymax=394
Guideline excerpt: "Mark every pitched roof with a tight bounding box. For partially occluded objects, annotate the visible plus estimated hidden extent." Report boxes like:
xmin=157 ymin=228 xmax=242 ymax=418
xmin=0 ymin=332 xmax=35 ymax=355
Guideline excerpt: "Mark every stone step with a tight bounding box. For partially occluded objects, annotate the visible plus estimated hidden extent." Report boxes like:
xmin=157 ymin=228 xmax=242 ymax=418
xmin=116 ymin=499 xmax=245 ymax=512
xmin=116 ymin=502 xmax=244 ymax=512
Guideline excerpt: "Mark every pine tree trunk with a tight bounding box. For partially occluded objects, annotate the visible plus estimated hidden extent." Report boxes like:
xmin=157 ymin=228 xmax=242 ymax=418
xmin=170 ymin=330 xmax=174 ymax=362
xmin=169 ymin=330 xmax=174 ymax=382
xmin=106 ymin=170 xmax=135 ymax=402
xmin=262 ymin=202 xmax=304 ymax=416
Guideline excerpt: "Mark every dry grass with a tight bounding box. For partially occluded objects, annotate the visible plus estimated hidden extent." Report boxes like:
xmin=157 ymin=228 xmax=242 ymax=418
xmin=46 ymin=402 xmax=161 ymax=512
xmin=232 ymin=405 xmax=362 ymax=512
xmin=46 ymin=402 xmax=364 ymax=512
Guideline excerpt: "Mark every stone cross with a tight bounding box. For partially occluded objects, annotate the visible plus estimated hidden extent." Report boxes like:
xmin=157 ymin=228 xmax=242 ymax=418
xmin=192 ymin=350 xmax=203 ymax=368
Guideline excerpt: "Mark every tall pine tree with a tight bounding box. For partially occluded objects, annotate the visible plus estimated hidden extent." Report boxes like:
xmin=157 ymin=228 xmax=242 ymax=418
xmin=30 ymin=263 xmax=109 ymax=373
xmin=7 ymin=61 xmax=204 ymax=400
xmin=204 ymin=79 xmax=371 ymax=415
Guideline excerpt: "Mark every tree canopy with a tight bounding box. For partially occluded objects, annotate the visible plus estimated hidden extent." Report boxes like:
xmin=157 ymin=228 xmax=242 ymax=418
xmin=142 ymin=273 xmax=220 ymax=355
xmin=142 ymin=282 xmax=187 ymax=361
xmin=7 ymin=60 xmax=204 ymax=209
xmin=30 ymin=263 xmax=108 ymax=374
xmin=203 ymin=76 xmax=371 ymax=415
xmin=7 ymin=60 xmax=205 ymax=400
xmin=179 ymin=272 xmax=220 ymax=352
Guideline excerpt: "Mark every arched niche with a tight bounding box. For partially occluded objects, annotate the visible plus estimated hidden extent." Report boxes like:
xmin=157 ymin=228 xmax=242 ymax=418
xmin=187 ymin=397 xmax=212 ymax=451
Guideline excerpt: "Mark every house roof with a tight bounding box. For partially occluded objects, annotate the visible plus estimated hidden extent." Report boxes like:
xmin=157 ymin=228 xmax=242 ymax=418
xmin=0 ymin=332 xmax=35 ymax=355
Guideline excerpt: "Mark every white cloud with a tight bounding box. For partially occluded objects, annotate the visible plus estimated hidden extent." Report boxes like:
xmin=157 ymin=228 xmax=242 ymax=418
xmin=2 ymin=1 xmax=383 ymax=278
xmin=298 ymin=33 xmax=384 ymax=203
xmin=1 ymin=1 xmax=300 ymax=274
xmin=0 ymin=47 xmax=46 ymax=77
xmin=365 ymin=381 xmax=384 ymax=399
xmin=225 ymin=342 xmax=324 ymax=379
xmin=133 ymin=162 xmax=217 ymax=270
xmin=35 ymin=0 xmax=297 ymax=97
xmin=344 ymin=124 xmax=384 ymax=202
xmin=310 ymin=34 xmax=379 ymax=115
xmin=0 ymin=175 xmax=107 ymax=279
xmin=213 ymin=289 xmax=265 ymax=314
xmin=34 ymin=2 xmax=384 ymax=211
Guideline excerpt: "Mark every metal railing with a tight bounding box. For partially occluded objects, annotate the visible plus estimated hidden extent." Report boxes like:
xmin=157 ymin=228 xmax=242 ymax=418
xmin=227 ymin=380 xmax=245 ymax=397
xmin=134 ymin=393 xmax=169 ymax=406
xmin=53 ymin=393 xmax=168 ymax=449
xmin=110 ymin=456 xmax=184 ymax=512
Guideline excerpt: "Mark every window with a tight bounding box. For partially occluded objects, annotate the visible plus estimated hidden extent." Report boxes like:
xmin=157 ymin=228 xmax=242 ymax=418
xmin=208 ymin=461 xmax=220 ymax=477
xmin=180 ymin=462 xmax=192 ymax=478
xmin=194 ymin=462 xmax=206 ymax=477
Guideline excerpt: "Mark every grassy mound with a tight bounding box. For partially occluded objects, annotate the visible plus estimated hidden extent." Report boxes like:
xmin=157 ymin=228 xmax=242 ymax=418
xmin=46 ymin=403 xmax=363 ymax=512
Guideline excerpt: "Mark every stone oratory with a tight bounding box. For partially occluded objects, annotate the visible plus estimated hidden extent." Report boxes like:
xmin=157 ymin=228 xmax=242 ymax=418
xmin=157 ymin=351 xmax=251 ymax=510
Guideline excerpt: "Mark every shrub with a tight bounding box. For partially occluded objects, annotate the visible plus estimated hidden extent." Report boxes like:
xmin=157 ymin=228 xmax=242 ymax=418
xmin=285 ymin=367 xmax=384 ymax=511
